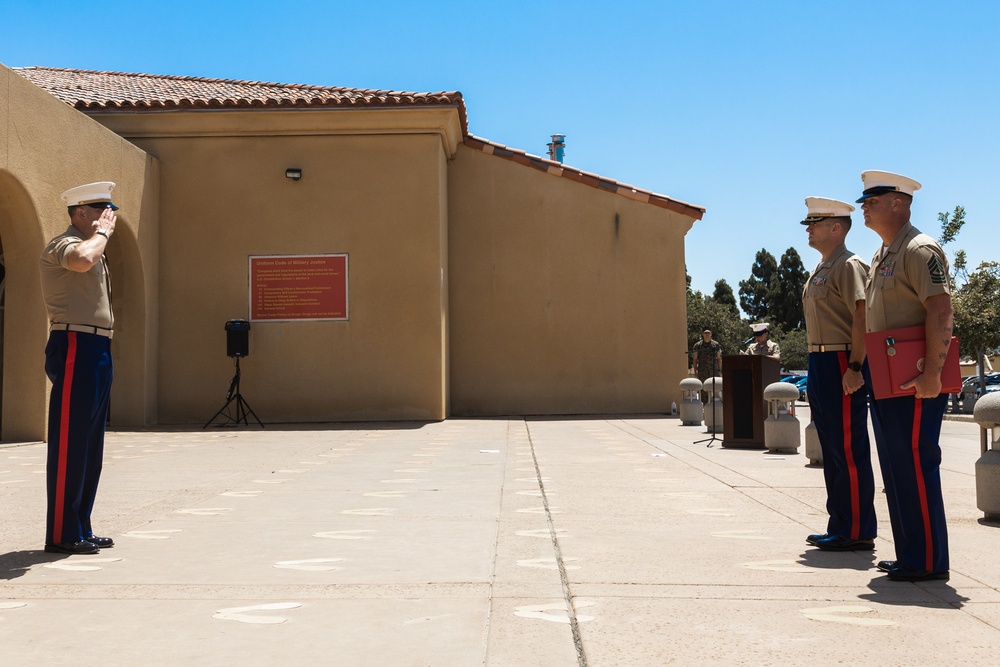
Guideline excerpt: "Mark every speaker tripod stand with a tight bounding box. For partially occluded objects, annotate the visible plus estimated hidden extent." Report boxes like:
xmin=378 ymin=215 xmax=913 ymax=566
xmin=693 ymin=351 xmax=720 ymax=448
xmin=204 ymin=356 xmax=264 ymax=428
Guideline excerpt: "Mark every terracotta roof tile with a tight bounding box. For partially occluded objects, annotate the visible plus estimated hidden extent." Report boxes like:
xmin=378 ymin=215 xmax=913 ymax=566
xmin=463 ymin=135 xmax=704 ymax=220
xmin=13 ymin=66 xmax=469 ymax=134
xmin=12 ymin=67 xmax=703 ymax=219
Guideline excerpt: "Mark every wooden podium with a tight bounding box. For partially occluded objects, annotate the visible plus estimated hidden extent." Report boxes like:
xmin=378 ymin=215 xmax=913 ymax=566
xmin=721 ymin=355 xmax=781 ymax=448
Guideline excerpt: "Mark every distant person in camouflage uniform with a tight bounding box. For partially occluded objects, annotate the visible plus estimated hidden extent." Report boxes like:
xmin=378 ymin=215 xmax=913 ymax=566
xmin=692 ymin=329 xmax=722 ymax=402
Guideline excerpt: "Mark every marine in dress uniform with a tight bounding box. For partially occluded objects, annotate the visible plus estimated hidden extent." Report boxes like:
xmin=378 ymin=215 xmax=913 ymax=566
xmin=859 ymin=171 xmax=952 ymax=582
xmin=39 ymin=182 xmax=119 ymax=555
xmin=743 ymin=323 xmax=780 ymax=359
xmin=799 ymin=198 xmax=876 ymax=551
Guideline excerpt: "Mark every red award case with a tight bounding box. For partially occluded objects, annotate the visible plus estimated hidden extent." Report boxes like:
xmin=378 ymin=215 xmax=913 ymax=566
xmin=864 ymin=325 xmax=961 ymax=400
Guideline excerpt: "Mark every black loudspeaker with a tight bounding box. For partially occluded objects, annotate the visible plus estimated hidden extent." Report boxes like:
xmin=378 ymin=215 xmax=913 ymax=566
xmin=225 ymin=319 xmax=250 ymax=358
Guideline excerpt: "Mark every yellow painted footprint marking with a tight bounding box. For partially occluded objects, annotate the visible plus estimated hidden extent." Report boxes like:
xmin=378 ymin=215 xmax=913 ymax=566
xmin=44 ymin=557 xmax=122 ymax=572
xmin=221 ymin=491 xmax=264 ymax=497
xmin=176 ymin=508 xmax=232 ymax=516
xmin=380 ymin=479 xmax=418 ymax=484
xmin=277 ymin=469 xmax=307 ymax=474
xmin=341 ymin=508 xmax=393 ymax=516
xmin=124 ymin=529 xmax=182 ymax=540
xmin=314 ymin=530 xmax=373 ymax=540
xmin=801 ymin=606 xmax=895 ymax=626
xmin=517 ymin=507 xmax=561 ymax=514
xmin=515 ymin=529 xmax=568 ymax=538
xmin=252 ymin=479 xmax=288 ymax=484
xmin=213 ymin=602 xmax=302 ymax=625
xmin=274 ymin=558 xmax=344 ymax=571
xmin=744 ymin=560 xmax=813 ymax=573
xmin=517 ymin=558 xmax=580 ymax=570
xmin=363 ymin=491 xmax=408 ymax=498
xmin=710 ymin=530 xmax=769 ymax=540
xmin=394 ymin=469 xmax=427 ymax=473
xmin=514 ymin=600 xmax=596 ymax=624
xmin=0 ymin=602 xmax=27 ymax=610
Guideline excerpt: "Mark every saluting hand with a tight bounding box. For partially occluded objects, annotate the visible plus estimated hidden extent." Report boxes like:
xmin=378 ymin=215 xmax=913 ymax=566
xmin=94 ymin=207 xmax=117 ymax=238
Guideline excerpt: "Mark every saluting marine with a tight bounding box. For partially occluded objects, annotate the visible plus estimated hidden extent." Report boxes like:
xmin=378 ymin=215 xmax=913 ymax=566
xmin=39 ymin=181 xmax=119 ymax=555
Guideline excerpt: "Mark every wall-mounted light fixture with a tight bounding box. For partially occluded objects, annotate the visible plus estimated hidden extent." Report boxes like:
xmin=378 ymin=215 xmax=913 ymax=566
xmin=285 ymin=168 xmax=302 ymax=181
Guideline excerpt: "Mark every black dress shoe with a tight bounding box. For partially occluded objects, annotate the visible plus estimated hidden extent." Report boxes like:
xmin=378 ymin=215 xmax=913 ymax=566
xmin=806 ymin=533 xmax=829 ymax=546
xmin=85 ymin=535 xmax=114 ymax=548
xmin=44 ymin=540 xmax=99 ymax=555
xmin=814 ymin=535 xmax=875 ymax=551
xmin=887 ymin=565 xmax=949 ymax=582
xmin=876 ymin=560 xmax=896 ymax=572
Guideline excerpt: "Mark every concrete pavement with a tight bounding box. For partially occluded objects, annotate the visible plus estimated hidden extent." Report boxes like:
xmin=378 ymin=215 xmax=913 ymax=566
xmin=1 ymin=408 xmax=998 ymax=666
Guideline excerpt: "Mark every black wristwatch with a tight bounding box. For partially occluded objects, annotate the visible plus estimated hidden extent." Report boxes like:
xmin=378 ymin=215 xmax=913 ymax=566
xmin=847 ymin=361 xmax=863 ymax=372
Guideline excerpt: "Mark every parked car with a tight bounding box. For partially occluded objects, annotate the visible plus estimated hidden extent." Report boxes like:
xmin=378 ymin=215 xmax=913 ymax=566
xmin=781 ymin=373 xmax=809 ymax=402
xmin=959 ymin=372 xmax=1000 ymax=401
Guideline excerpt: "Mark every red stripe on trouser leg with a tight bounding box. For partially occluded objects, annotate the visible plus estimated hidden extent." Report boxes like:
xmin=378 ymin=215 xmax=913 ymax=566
xmin=839 ymin=353 xmax=860 ymax=540
xmin=910 ymin=399 xmax=933 ymax=570
xmin=52 ymin=332 xmax=78 ymax=544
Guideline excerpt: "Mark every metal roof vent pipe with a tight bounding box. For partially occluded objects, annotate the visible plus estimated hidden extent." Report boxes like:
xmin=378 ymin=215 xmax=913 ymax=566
xmin=547 ymin=134 xmax=566 ymax=163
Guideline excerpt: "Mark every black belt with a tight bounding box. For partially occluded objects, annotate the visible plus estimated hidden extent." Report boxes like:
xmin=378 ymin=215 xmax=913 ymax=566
xmin=809 ymin=343 xmax=849 ymax=352
xmin=50 ymin=323 xmax=114 ymax=339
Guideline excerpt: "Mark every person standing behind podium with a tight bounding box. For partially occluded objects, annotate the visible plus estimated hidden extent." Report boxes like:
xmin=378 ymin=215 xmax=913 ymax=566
xmin=858 ymin=170 xmax=952 ymax=582
xmin=742 ymin=323 xmax=780 ymax=359
xmin=799 ymin=197 xmax=876 ymax=552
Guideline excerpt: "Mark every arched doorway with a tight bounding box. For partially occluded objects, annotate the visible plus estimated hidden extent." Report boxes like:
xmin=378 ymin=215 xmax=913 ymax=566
xmin=0 ymin=170 xmax=49 ymax=442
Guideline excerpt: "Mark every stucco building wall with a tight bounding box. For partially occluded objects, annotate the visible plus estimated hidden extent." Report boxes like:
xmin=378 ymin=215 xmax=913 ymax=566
xmin=90 ymin=110 xmax=455 ymax=423
xmin=0 ymin=65 xmax=158 ymax=441
xmin=2 ymin=63 xmax=701 ymax=437
xmin=448 ymin=143 xmax=694 ymax=415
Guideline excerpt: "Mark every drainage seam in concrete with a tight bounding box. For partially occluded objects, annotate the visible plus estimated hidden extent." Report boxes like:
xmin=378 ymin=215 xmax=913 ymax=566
xmin=525 ymin=421 xmax=589 ymax=667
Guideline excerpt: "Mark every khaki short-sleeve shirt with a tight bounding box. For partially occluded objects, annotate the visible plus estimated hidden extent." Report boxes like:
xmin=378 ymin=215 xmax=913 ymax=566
xmin=39 ymin=226 xmax=114 ymax=329
xmin=865 ymin=222 xmax=949 ymax=332
xmin=744 ymin=339 xmax=780 ymax=358
xmin=803 ymin=244 xmax=869 ymax=345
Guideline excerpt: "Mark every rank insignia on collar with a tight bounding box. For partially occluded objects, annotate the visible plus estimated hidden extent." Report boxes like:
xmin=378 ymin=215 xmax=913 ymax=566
xmin=879 ymin=261 xmax=895 ymax=277
xmin=927 ymin=254 xmax=947 ymax=285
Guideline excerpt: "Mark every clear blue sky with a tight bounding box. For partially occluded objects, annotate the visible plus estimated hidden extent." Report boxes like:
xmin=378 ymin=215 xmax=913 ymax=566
xmin=4 ymin=1 xmax=998 ymax=302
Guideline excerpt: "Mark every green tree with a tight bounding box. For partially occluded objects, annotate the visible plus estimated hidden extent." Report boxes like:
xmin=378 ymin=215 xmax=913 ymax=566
xmin=770 ymin=248 xmax=808 ymax=330
xmin=738 ymin=249 xmax=777 ymax=322
xmin=686 ymin=289 xmax=747 ymax=364
xmin=712 ymin=279 xmax=740 ymax=316
xmin=778 ymin=328 xmax=809 ymax=372
xmin=938 ymin=205 xmax=968 ymax=284
xmin=953 ymin=261 xmax=1000 ymax=394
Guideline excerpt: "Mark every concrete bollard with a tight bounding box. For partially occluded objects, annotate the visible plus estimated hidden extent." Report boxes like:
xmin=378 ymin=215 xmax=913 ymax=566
xmin=703 ymin=377 xmax=724 ymax=434
xmin=973 ymin=392 xmax=1000 ymax=522
xmin=763 ymin=382 xmax=801 ymax=454
xmin=804 ymin=420 xmax=822 ymax=465
xmin=679 ymin=378 xmax=704 ymax=426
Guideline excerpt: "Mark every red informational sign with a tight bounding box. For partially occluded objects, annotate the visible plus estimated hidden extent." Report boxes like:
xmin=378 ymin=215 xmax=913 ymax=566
xmin=249 ymin=254 xmax=349 ymax=321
